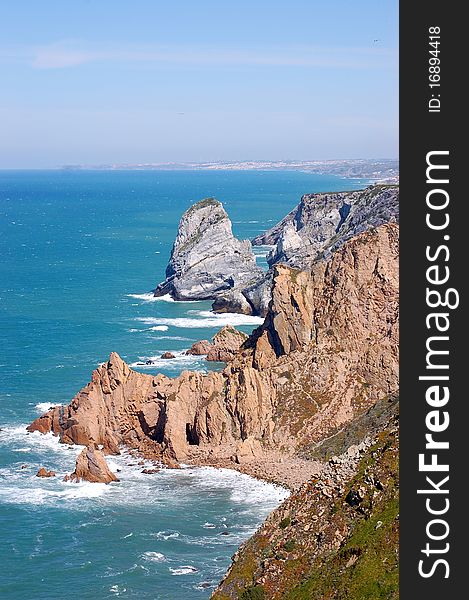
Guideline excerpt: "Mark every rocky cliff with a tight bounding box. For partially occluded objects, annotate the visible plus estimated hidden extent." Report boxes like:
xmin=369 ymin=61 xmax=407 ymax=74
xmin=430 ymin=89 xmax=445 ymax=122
xmin=151 ymin=186 xmax=399 ymax=319
xmin=153 ymin=198 xmax=263 ymax=309
xmin=28 ymin=193 xmax=399 ymax=597
xmin=28 ymin=222 xmax=398 ymax=478
xmin=253 ymin=185 xmax=399 ymax=270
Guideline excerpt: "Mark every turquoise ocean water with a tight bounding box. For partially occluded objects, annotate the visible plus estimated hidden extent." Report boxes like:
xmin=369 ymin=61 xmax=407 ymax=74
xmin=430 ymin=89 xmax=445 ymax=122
xmin=0 ymin=170 xmax=366 ymax=599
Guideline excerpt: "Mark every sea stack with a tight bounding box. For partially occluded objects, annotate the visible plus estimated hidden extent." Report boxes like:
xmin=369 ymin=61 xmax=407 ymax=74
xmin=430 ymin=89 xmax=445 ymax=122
xmin=64 ymin=446 xmax=119 ymax=484
xmin=153 ymin=198 xmax=263 ymax=311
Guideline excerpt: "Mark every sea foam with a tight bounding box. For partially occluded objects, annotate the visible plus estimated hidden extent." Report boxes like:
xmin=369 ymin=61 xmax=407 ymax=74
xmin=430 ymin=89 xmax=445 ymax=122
xmin=127 ymin=293 xmax=202 ymax=304
xmin=129 ymin=350 xmax=206 ymax=371
xmin=170 ymin=565 xmax=198 ymax=575
xmin=136 ymin=310 xmax=263 ymax=329
xmin=35 ymin=402 xmax=63 ymax=413
xmin=142 ymin=551 xmax=167 ymax=563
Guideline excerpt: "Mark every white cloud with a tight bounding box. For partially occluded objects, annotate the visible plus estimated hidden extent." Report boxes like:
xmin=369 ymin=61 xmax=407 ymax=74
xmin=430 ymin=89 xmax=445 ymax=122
xmin=4 ymin=39 xmax=397 ymax=70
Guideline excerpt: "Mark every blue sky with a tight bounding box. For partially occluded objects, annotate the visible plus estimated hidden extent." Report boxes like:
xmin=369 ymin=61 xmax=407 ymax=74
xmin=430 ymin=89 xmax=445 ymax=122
xmin=0 ymin=1 xmax=398 ymax=168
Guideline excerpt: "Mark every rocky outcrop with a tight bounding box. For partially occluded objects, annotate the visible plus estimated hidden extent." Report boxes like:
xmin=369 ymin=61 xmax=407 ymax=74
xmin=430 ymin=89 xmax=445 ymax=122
xmin=207 ymin=326 xmax=249 ymax=362
xmin=187 ymin=326 xmax=249 ymax=362
xmin=153 ymin=198 xmax=263 ymax=302
xmin=211 ymin=289 xmax=254 ymax=316
xmin=253 ymin=185 xmax=399 ymax=269
xmin=186 ymin=339 xmax=213 ymax=356
xmin=64 ymin=446 xmax=119 ymax=484
xmin=36 ymin=467 xmax=55 ymax=478
xmin=253 ymin=191 xmax=350 ymax=252
xmin=233 ymin=436 xmax=263 ymax=464
xmin=28 ymin=223 xmax=398 ymax=469
xmin=152 ymin=186 xmax=398 ymax=318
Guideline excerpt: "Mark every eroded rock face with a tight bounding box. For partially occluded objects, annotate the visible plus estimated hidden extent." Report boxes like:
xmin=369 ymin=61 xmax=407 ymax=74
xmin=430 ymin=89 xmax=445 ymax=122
xmin=186 ymin=326 xmax=248 ymax=362
xmin=153 ymin=198 xmax=263 ymax=301
xmin=207 ymin=327 xmax=248 ymax=362
xmin=186 ymin=340 xmax=213 ymax=356
xmin=65 ymin=446 xmax=119 ymax=484
xmin=253 ymin=185 xmax=399 ymax=269
xmin=211 ymin=290 xmax=254 ymax=316
xmin=28 ymin=224 xmax=399 ymax=467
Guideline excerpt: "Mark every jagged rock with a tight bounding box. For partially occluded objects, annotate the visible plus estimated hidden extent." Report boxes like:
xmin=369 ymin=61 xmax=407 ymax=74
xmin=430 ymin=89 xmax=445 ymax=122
xmin=268 ymin=223 xmax=303 ymax=265
xmin=186 ymin=326 xmax=248 ymax=362
xmin=246 ymin=185 xmax=399 ymax=314
xmin=206 ymin=326 xmax=248 ymax=362
xmin=153 ymin=198 xmax=263 ymax=302
xmin=152 ymin=186 xmax=398 ymax=318
xmin=240 ymin=273 xmax=273 ymax=318
xmin=252 ymin=190 xmax=352 ymax=250
xmin=36 ymin=467 xmax=55 ymax=478
xmin=161 ymin=352 xmax=176 ymax=360
xmin=65 ymin=446 xmax=119 ymax=484
xmin=253 ymin=185 xmax=399 ymax=270
xmin=324 ymin=185 xmax=399 ymax=257
xmin=28 ymin=224 xmax=398 ymax=470
xmin=186 ymin=340 xmax=213 ymax=356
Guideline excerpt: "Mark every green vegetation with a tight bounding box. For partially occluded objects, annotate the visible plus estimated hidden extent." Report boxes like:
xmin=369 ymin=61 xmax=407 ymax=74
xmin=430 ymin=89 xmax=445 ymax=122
xmin=213 ymin=416 xmax=399 ymax=600
xmin=185 ymin=197 xmax=219 ymax=214
xmin=300 ymin=395 xmax=398 ymax=461
xmin=239 ymin=585 xmax=266 ymax=600
xmin=285 ymin=428 xmax=399 ymax=600
xmin=285 ymin=497 xmax=398 ymax=599
xmin=283 ymin=539 xmax=296 ymax=552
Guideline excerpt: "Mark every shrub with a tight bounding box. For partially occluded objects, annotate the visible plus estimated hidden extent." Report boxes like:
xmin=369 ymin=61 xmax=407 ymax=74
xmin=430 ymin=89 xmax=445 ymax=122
xmin=239 ymin=585 xmax=266 ymax=600
xmin=284 ymin=539 xmax=297 ymax=552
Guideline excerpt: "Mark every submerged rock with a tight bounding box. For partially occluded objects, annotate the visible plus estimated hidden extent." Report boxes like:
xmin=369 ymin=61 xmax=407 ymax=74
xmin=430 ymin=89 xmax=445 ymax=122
xmin=65 ymin=446 xmax=119 ymax=484
xmin=153 ymin=198 xmax=263 ymax=303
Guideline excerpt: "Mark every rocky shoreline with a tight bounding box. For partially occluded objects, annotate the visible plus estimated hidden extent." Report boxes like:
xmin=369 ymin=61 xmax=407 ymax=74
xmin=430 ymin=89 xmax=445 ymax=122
xmin=27 ymin=184 xmax=399 ymax=598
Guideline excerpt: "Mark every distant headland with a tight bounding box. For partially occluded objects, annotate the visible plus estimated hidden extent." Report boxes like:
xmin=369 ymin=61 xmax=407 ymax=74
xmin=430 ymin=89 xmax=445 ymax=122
xmin=61 ymin=158 xmax=399 ymax=183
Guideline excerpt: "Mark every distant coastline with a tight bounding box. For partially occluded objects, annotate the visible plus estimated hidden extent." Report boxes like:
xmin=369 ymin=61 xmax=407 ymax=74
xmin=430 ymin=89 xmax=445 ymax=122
xmin=59 ymin=158 xmax=399 ymax=183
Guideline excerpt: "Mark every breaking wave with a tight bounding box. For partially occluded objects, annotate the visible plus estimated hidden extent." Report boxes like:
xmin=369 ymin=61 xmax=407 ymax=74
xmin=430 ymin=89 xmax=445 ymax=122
xmin=136 ymin=310 xmax=263 ymax=329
